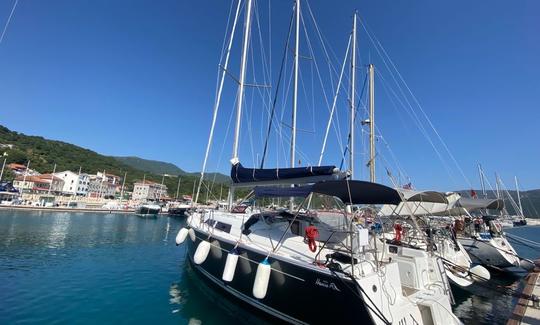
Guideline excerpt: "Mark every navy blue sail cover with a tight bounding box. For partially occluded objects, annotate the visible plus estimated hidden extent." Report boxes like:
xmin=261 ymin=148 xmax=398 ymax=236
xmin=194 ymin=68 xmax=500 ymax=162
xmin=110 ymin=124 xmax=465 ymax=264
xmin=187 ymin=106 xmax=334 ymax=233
xmin=253 ymin=185 xmax=314 ymax=198
xmin=231 ymin=163 xmax=337 ymax=184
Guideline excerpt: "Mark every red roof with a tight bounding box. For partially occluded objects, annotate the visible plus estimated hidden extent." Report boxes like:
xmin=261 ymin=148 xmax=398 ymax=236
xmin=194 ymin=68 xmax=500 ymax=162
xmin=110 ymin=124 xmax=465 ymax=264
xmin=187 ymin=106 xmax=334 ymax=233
xmin=15 ymin=174 xmax=62 ymax=182
xmin=8 ymin=163 xmax=26 ymax=170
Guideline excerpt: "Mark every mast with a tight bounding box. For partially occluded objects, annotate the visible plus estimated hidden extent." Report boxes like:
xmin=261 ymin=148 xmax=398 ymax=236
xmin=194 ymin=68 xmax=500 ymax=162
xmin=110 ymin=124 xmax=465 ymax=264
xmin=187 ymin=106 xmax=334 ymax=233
xmin=515 ymin=176 xmax=523 ymax=216
xmin=195 ymin=0 xmax=242 ymax=205
xmin=47 ymin=163 xmax=57 ymax=195
xmin=478 ymin=163 xmax=487 ymax=199
xmin=158 ymin=174 xmax=165 ymax=201
xmin=232 ymin=0 xmax=253 ymax=162
xmin=349 ymin=12 xmax=357 ymax=179
xmin=368 ymin=64 xmax=375 ymax=182
xmin=98 ymin=169 xmax=106 ymax=199
xmin=495 ymin=172 xmax=501 ymax=199
xmin=290 ymin=0 xmax=300 ymax=210
xmin=21 ymin=160 xmax=30 ymax=193
xmin=291 ymin=0 xmax=300 ymax=170
xmin=0 ymin=157 xmax=6 ymax=182
xmin=120 ymin=171 xmax=127 ymax=204
xmin=229 ymin=0 xmax=253 ymax=210
xmin=175 ymin=177 xmax=181 ymax=200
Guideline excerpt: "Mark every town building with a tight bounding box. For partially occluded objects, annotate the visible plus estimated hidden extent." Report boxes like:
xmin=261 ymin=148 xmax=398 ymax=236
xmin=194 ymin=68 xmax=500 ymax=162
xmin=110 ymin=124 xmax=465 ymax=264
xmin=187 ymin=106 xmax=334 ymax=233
xmin=96 ymin=171 xmax=121 ymax=185
xmin=54 ymin=170 xmax=90 ymax=196
xmin=7 ymin=163 xmax=40 ymax=176
xmin=13 ymin=174 xmax=64 ymax=193
xmin=132 ymin=180 xmax=167 ymax=201
xmin=87 ymin=174 xmax=117 ymax=199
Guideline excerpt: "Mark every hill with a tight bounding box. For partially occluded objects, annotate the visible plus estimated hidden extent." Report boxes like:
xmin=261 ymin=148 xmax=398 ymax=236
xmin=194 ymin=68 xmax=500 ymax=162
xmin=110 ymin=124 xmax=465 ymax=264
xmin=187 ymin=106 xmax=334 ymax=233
xmin=0 ymin=125 xmax=228 ymax=200
xmin=114 ymin=156 xmax=187 ymax=176
xmin=114 ymin=156 xmax=230 ymax=183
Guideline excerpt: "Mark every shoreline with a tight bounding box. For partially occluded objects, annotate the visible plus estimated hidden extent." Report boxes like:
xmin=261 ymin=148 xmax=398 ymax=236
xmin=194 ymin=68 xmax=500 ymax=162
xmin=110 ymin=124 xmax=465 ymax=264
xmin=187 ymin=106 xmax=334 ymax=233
xmin=0 ymin=204 xmax=137 ymax=214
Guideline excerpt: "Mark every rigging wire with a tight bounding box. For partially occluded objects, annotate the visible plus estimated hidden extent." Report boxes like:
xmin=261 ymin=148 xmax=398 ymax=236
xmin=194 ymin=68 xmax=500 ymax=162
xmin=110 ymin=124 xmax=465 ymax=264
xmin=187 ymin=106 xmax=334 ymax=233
xmin=260 ymin=9 xmax=295 ymax=168
xmin=0 ymin=0 xmax=19 ymax=45
xmin=359 ymin=17 xmax=473 ymax=188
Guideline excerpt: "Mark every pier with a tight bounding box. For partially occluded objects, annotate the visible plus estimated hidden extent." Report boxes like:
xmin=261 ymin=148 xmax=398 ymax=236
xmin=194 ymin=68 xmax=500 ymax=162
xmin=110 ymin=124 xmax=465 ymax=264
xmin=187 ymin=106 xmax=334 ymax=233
xmin=508 ymin=271 xmax=540 ymax=325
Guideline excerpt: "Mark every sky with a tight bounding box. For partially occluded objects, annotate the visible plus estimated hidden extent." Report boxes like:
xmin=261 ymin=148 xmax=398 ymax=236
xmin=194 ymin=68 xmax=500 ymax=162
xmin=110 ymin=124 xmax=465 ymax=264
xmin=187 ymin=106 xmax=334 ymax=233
xmin=0 ymin=0 xmax=539 ymax=191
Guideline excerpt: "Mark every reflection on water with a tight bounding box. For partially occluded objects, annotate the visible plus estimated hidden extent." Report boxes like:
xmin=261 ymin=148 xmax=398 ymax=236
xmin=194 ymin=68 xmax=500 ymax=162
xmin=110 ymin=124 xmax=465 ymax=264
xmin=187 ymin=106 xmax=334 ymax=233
xmin=0 ymin=210 xmax=272 ymax=324
xmin=1 ymin=210 xmax=538 ymax=325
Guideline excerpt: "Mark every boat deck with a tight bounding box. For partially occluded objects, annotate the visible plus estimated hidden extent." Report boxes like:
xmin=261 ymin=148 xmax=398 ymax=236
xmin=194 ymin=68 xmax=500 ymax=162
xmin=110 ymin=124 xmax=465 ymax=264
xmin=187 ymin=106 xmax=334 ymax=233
xmin=508 ymin=270 xmax=540 ymax=325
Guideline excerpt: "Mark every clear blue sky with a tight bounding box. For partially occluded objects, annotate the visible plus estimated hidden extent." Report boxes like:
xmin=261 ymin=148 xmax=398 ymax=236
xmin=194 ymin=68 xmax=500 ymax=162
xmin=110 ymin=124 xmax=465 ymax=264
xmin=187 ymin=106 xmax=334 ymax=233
xmin=1 ymin=0 xmax=538 ymax=191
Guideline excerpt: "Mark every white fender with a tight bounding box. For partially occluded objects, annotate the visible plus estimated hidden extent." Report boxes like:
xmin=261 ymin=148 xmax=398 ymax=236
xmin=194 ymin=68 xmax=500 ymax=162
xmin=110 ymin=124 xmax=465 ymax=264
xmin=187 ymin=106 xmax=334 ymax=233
xmin=470 ymin=265 xmax=490 ymax=281
xmin=188 ymin=228 xmax=196 ymax=242
xmin=222 ymin=249 xmax=239 ymax=282
xmin=253 ymin=258 xmax=271 ymax=299
xmin=175 ymin=228 xmax=189 ymax=245
xmin=194 ymin=241 xmax=211 ymax=265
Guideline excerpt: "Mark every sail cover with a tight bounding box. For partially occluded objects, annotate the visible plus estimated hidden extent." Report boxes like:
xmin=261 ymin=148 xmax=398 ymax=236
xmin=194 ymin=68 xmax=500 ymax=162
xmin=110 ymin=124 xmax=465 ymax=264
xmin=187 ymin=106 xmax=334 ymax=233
xmin=311 ymin=180 xmax=402 ymax=205
xmin=231 ymin=163 xmax=338 ymax=184
xmin=253 ymin=185 xmax=313 ymax=198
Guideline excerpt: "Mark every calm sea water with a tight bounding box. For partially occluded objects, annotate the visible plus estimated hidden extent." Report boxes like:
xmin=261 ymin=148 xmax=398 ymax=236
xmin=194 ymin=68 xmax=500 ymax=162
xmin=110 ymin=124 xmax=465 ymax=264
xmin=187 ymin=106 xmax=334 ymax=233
xmin=0 ymin=210 xmax=538 ymax=324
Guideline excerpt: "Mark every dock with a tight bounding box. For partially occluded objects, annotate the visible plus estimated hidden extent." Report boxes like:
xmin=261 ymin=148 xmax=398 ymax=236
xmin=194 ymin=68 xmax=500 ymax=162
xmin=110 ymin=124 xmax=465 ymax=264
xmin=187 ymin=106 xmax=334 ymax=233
xmin=508 ymin=271 xmax=540 ymax=325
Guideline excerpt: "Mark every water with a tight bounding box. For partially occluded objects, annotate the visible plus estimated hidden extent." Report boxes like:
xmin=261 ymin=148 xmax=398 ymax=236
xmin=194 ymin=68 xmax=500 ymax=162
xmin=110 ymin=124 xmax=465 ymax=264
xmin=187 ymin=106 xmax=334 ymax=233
xmin=0 ymin=210 xmax=538 ymax=324
xmin=451 ymin=225 xmax=540 ymax=324
xmin=0 ymin=210 xmax=269 ymax=325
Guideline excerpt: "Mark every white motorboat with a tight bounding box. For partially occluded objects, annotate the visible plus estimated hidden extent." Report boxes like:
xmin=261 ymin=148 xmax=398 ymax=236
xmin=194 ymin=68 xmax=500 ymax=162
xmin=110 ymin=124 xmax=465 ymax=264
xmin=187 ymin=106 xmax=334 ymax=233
xmin=135 ymin=203 xmax=161 ymax=217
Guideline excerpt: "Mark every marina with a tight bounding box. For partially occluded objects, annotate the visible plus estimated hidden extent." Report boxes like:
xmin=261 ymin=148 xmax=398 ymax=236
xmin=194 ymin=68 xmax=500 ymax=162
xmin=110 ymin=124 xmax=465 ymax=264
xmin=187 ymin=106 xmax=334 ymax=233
xmin=0 ymin=210 xmax=539 ymax=324
xmin=1 ymin=0 xmax=539 ymax=324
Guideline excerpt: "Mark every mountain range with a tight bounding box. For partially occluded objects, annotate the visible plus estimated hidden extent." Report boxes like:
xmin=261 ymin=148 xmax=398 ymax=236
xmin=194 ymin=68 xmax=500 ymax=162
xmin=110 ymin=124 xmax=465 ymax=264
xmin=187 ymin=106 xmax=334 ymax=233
xmin=1 ymin=124 xmax=539 ymax=215
xmin=113 ymin=156 xmax=229 ymax=183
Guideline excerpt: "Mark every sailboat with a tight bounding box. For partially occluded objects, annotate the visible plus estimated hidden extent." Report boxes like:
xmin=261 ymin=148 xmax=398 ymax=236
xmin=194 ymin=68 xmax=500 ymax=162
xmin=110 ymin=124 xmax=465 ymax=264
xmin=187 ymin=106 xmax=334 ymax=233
xmin=176 ymin=2 xmax=460 ymax=324
xmin=377 ymin=190 xmax=490 ymax=288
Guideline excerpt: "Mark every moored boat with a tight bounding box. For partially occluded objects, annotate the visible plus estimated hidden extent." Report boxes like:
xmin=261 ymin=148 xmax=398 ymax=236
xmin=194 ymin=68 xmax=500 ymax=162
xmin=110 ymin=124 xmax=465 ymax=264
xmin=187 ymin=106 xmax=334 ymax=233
xmin=135 ymin=203 xmax=161 ymax=217
xmin=181 ymin=180 xmax=460 ymax=324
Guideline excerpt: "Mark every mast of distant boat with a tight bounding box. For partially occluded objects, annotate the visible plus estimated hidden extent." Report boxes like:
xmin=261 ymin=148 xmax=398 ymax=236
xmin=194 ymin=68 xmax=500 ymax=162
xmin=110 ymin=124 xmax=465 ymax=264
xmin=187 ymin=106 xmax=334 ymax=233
xmin=21 ymin=160 xmax=30 ymax=193
xmin=119 ymin=171 xmax=127 ymax=206
xmin=47 ymin=163 xmax=56 ymax=196
xmin=515 ymin=176 xmax=524 ymax=216
xmin=478 ymin=163 xmax=487 ymax=199
xmin=495 ymin=172 xmax=501 ymax=199
xmin=175 ymin=176 xmax=181 ymax=201
xmin=0 ymin=156 xmax=6 ymax=182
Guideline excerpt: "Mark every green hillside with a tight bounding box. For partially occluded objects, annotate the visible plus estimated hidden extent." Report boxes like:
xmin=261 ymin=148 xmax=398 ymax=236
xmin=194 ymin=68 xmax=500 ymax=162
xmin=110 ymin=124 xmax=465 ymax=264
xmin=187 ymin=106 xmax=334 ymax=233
xmin=114 ymin=156 xmax=230 ymax=183
xmin=0 ymin=125 xmax=226 ymax=201
xmin=114 ymin=156 xmax=187 ymax=176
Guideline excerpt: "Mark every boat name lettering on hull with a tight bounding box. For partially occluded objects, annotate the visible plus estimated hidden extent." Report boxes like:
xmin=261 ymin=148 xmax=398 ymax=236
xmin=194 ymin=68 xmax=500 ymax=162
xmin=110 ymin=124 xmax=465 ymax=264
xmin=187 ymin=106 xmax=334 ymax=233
xmin=315 ymin=278 xmax=340 ymax=292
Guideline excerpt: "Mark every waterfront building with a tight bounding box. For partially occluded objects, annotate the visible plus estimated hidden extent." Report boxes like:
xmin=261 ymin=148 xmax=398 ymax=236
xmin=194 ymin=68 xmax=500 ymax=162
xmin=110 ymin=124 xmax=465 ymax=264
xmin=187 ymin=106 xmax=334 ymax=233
xmin=13 ymin=174 xmax=64 ymax=193
xmin=132 ymin=180 xmax=167 ymax=201
xmin=87 ymin=174 xmax=116 ymax=199
xmin=96 ymin=171 xmax=121 ymax=185
xmin=54 ymin=170 xmax=89 ymax=196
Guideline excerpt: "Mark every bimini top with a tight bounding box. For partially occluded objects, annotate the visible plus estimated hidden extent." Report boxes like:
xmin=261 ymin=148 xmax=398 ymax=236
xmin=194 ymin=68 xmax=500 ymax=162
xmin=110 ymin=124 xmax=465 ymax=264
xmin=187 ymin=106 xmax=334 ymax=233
xmin=398 ymin=189 xmax=448 ymax=204
xmin=311 ymin=180 xmax=402 ymax=205
xmin=454 ymin=197 xmax=504 ymax=211
xmin=231 ymin=162 xmax=344 ymax=186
